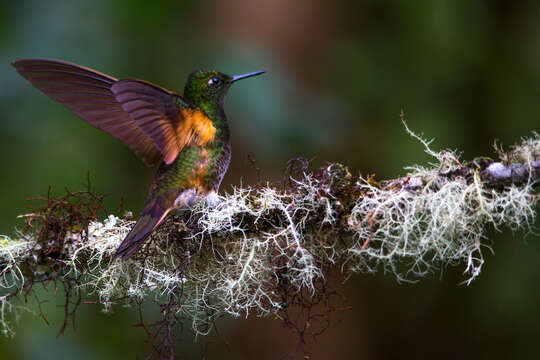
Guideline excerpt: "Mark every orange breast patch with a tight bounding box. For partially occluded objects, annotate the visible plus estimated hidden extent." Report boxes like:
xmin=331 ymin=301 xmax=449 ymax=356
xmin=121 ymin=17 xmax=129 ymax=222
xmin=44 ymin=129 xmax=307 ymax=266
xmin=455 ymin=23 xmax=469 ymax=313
xmin=177 ymin=108 xmax=216 ymax=147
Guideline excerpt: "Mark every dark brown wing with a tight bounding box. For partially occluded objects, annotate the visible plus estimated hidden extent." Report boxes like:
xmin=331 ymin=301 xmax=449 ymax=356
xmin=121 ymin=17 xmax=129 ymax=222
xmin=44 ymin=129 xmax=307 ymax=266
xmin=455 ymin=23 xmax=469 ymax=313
xmin=111 ymin=80 xmax=186 ymax=165
xmin=12 ymin=59 xmax=161 ymax=165
xmin=111 ymin=80 xmax=219 ymax=165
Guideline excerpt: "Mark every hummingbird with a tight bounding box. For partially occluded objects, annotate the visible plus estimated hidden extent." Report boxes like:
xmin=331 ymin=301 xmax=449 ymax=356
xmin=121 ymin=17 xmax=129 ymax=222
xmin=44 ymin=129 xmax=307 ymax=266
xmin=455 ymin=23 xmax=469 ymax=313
xmin=12 ymin=59 xmax=264 ymax=260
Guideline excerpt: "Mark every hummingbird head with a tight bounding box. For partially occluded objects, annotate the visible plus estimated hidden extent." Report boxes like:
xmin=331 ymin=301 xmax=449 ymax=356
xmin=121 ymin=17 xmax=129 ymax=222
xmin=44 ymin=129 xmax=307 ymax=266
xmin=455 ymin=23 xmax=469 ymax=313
xmin=184 ymin=69 xmax=265 ymax=107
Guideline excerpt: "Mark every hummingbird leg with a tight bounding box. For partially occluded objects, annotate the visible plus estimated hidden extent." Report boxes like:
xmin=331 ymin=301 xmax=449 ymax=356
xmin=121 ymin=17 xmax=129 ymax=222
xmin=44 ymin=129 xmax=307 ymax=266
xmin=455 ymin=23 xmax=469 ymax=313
xmin=173 ymin=189 xmax=197 ymax=209
xmin=205 ymin=190 xmax=221 ymax=207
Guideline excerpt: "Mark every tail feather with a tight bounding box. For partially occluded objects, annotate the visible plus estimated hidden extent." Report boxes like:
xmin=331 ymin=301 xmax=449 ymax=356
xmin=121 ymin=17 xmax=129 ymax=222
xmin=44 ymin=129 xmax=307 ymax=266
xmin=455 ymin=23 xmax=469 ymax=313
xmin=113 ymin=195 xmax=172 ymax=260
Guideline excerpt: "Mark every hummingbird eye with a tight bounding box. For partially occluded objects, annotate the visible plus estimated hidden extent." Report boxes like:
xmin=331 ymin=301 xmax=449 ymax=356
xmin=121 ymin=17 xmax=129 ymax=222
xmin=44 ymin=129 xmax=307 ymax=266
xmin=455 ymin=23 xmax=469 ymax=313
xmin=208 ymin=77 xmax=223 ymax=87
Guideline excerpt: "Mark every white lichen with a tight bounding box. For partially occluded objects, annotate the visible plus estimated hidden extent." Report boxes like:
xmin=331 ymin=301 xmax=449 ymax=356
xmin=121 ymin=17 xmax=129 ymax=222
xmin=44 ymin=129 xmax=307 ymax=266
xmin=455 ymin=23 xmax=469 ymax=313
xmin=0 ymin=132 xmax=538 ymax=336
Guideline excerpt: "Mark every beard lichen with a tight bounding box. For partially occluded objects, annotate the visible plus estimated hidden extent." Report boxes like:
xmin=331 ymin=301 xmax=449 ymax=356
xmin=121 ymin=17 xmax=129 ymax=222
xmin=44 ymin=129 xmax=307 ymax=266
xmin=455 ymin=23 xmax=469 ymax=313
xmin=0 ymin=132 xmax=538 ymax=351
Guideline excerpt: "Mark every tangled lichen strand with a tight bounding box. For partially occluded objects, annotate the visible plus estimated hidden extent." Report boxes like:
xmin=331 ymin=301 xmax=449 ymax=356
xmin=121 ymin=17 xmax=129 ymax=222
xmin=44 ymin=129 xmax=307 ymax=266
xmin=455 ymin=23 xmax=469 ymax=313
xmin=347 ymin=131 xmax=537 ymax=283
xmin=0 ymin=235 xmax=33 ymax=336
xmin=0 ymin=235 xmax=31 ymax=290
xmin=507 ymin=132 xmax=540 ymax=163
xmin=347 ymin=170 xmax=535 ymax=283
xmin=0 ymin=134 xmax=538 ymax=338
xmin=180 ymin=183 xmax=333 ymax=334
xmin=70 ymin=215 xmax=190 ymax=310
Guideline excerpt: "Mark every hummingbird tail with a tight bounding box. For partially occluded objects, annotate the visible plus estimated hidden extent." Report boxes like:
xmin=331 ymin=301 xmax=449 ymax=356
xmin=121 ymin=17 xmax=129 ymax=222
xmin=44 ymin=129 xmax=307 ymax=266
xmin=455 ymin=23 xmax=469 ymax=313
xmin=113 ymin=196 xmax=173 ymax=260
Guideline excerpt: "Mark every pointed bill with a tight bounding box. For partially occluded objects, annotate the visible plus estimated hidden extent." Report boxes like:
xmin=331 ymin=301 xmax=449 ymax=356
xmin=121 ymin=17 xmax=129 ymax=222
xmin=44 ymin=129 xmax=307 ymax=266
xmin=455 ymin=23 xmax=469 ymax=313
xmin=230 ymin=71 xmax=265 ymax=83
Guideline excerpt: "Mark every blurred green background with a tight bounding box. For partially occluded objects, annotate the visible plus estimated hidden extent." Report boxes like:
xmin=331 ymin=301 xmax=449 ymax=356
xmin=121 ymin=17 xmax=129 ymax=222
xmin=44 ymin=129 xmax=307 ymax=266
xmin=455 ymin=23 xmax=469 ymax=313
xmin=1 ymin=0 xmax=539 ymax=359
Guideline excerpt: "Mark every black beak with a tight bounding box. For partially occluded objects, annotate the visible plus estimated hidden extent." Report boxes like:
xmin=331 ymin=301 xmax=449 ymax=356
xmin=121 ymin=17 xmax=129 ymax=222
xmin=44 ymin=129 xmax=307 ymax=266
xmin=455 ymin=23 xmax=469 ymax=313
xmin=230 ymin=71 xmax=265 ymax=83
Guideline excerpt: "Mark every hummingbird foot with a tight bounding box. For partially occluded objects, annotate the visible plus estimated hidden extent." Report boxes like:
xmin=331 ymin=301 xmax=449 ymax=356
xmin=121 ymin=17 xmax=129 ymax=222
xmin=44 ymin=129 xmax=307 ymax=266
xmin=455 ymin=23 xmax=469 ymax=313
xmin=172 ymin=189 xmax=220 ymax=209
xmin=205 ymin=190 xmax=221 ymax=207
xmin=173 ymin=189 xmax=197 ymax=209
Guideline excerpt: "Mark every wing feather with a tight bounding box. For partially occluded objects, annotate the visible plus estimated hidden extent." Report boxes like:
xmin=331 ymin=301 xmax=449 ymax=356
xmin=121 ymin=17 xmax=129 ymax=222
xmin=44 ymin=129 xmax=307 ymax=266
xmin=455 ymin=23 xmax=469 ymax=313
xmin=111 ymin=80 xmax=190 ymax=165
xmin=12 ymin=59 xmax=161 ymax=165
xmin=13 ymin=58 xmax=214 ymax=167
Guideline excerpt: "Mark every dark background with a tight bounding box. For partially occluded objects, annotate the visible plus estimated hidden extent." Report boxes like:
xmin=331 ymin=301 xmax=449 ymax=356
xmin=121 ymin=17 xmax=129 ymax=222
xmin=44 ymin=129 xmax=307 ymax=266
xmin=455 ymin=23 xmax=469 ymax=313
xmin=0 ymin=0 xmax=539 ymax=359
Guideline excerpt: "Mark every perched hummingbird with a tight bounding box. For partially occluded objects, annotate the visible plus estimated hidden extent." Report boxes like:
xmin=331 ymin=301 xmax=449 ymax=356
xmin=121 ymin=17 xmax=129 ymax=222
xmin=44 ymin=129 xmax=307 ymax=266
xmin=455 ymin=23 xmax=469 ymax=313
xmin=12 ymin=59 xmax=264 ymax=260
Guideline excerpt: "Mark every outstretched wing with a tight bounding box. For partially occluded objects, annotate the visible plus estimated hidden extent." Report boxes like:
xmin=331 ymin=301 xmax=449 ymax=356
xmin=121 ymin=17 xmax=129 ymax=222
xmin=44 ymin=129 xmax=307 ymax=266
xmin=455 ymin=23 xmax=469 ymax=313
xmin=111 ymin=80 xmax=186 ymax=165
xmin=12 ymin=59 xmax=161 ymax=165
xmin=13 ymin=59 xmax=200 ymax=164
xmin=111 ymin=80 xmax=217 ymax=165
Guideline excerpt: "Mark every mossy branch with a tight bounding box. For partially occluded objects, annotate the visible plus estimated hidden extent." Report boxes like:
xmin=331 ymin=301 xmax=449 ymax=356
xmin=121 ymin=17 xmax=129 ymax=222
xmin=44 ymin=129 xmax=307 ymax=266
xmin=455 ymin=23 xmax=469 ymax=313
xmin=0 ymin=129 xmax=538 ymax=355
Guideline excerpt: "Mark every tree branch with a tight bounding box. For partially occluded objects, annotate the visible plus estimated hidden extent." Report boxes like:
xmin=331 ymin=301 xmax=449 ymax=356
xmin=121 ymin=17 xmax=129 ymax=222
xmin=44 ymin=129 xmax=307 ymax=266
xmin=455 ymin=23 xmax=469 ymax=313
xmin=0 ymin=130 xmax=538 ymax=355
